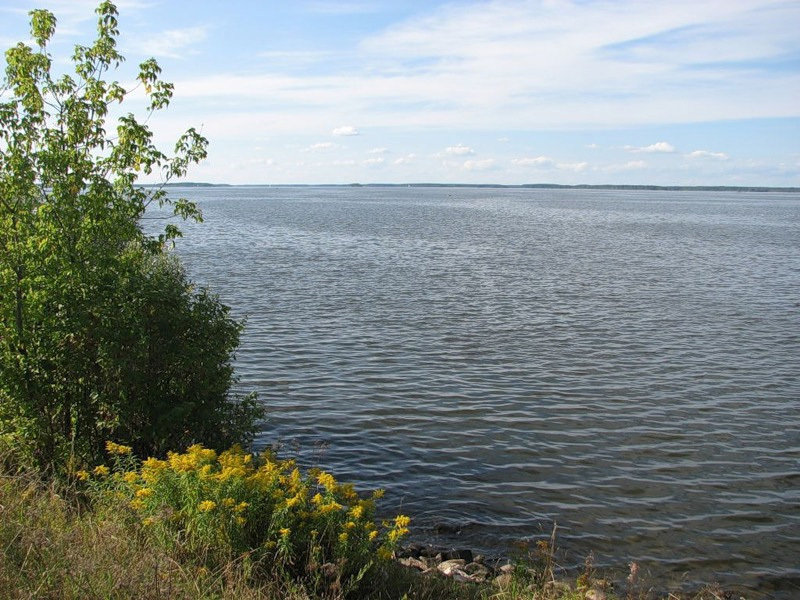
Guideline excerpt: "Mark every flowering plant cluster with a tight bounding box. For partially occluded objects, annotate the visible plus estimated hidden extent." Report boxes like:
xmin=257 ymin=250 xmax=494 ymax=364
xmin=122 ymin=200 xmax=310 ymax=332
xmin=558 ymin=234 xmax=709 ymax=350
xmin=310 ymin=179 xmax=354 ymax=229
xmin=80 ymin=441 xmax=410 ymax=591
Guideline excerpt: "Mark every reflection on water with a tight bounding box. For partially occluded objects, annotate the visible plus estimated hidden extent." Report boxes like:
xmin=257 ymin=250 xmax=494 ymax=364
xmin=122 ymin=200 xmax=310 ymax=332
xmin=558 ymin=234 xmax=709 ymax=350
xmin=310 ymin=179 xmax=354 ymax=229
xmin=150 ymin=187 xmax=800 ymax=597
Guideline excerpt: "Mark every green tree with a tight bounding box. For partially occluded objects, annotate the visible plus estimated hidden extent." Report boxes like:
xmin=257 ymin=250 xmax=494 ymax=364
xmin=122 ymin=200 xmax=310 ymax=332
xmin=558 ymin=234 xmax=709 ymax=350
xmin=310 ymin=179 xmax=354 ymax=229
xmin=0 ymin=2 xmax=261 ymax=470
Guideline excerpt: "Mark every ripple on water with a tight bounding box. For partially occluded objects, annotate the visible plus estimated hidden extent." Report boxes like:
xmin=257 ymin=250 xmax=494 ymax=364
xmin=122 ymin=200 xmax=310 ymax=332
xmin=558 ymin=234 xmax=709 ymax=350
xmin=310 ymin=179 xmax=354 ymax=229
xmin=148 ymin=187 xmax=800 ymax=597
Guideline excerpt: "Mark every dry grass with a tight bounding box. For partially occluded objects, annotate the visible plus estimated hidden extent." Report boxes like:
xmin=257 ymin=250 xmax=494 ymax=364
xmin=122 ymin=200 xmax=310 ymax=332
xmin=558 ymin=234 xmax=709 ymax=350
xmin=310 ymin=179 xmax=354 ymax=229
xmin=0 ymin=471 xmax=284 ymax=599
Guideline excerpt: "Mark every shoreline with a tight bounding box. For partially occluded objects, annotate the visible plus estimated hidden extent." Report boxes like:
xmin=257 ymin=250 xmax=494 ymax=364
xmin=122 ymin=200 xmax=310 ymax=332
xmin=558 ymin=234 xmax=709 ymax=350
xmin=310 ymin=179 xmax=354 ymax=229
xmin=153 ymin=182 xmax=800 ymax=192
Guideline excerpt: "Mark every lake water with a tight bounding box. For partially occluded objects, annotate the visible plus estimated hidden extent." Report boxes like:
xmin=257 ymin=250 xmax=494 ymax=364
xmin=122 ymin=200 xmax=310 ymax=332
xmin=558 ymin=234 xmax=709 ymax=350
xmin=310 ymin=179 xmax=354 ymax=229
xmin=152 ymin=186 xmax=800 ymax=597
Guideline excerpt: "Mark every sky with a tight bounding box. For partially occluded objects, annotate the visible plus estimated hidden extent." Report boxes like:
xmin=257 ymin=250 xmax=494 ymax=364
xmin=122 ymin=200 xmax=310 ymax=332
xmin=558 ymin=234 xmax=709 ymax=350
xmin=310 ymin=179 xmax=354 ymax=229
xmin=1 ymin=0 xmax=799 ymax=186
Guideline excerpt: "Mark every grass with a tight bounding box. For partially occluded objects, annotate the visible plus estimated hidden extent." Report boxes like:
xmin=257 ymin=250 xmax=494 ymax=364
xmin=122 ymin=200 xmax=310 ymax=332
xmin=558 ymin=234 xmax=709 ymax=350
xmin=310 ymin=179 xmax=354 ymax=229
xmin=0 ymin=463 xmax=741 ymax=600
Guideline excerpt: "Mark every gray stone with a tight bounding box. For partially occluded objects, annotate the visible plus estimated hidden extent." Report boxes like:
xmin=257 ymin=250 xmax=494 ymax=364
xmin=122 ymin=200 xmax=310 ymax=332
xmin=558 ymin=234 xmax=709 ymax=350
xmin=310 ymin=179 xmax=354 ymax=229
xmin=451 ymin=570 xmax=477 ymax=583
xmin=396 ymin=544 xmax=425 ymax=559
xmin=441 ymin=549 xmax=473 ymax=563
xmin=463 ymin=562 xmax=491 ymax=581
xmin=437 ymin=559 xmax=466 ymax=576
xmin=398 ymin=557 xmax=427 ymax=571
xmin=585 ymin=589 xmax=607 ymax=600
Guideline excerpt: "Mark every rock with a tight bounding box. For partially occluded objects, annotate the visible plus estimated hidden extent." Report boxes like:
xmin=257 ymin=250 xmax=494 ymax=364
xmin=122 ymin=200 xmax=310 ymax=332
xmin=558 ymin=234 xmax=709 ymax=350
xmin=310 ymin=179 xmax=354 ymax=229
xmin=396 ymin=544 xmax=425 ymax=559
xmin=398 ymin=557 xmax=427 ymax=571
xmin=463 ymin=562 xmax=492 ymax=582
xmin=437 ymin=559 xmax=466 ymax=576
xmin=499 ymin=563 xmax=514 ymax=574
xmin=441 ymin=549 xmax=473 ymax=563
xmin=585 ymin=589 xmax=607 ymax=600
xmin=493 ymin=573 xmax=513 ymax=589
xmin=420 ymin=556 xmax=438 ymax=569
xmin=451 ymin=570 xmax=477 ymax=583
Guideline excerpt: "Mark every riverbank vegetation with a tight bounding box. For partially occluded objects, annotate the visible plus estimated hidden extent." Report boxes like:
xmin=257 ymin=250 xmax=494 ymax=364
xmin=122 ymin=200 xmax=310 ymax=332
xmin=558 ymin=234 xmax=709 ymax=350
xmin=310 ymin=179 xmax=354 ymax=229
xmin=1 ymin=445 xmax=736 ymax=599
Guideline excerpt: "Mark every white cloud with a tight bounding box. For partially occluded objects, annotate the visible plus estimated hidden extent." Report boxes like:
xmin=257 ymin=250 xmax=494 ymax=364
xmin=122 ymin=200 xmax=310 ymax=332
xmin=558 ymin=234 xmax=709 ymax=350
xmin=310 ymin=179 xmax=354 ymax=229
xmin=367 ymin=147 xmax=389 ymax=154
xmin=302 ymin=142 xmax=335 ymax=152
xmin=332 ymin=125 xmax=360 ymax=136
xmin=585 ymin=143 xmax=599 ymax=149
xmin=512 ymin=157 xmax=587 ymax=172
xmin=627 ymin=142 xmax=675 ymax=153
xmin=131 ymin=26 xmax=209 ymax=59
xmin=512 ymin=156 xmax=554 ymax=167
xmin=158 ymin=0 xmax=798 ymax=138
xmin=444 ymin=144 xmax=475 ymax=156
xmin=687 ymin=150 xmax=729 ymax=160
xmin=363 ymin=157 xmax=385 ymax=166
xmin=556 ymin=161 xmax=588 ymax=172
xmin=394 ymin=154 xmax=417 ymax=165
xmin=463 ymin=158 xmax=497 ymax=171
xmin=605 ymin=160 xmax=648 ymax=172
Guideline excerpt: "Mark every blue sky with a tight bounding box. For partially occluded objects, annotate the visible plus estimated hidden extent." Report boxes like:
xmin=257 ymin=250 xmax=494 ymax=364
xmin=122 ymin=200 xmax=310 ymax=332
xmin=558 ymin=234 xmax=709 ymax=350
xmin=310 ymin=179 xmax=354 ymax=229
xmin=1 ymin=0 xmax=799 ymax=186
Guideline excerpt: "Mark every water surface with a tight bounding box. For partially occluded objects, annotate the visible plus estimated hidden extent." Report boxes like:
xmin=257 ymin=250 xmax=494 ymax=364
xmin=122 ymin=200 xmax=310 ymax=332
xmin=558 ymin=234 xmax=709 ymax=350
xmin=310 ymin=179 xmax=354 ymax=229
xmin=152 ymin=187 xmax=800 ymax=597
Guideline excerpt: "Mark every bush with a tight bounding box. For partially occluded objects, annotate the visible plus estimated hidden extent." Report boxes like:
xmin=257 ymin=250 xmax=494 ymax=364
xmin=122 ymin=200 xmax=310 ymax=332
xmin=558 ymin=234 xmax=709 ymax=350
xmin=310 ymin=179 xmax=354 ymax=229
xmin=81 ymin=441 xmax=410 ymax=596
xmin=0 ymin=2 xmax=260 ymax=470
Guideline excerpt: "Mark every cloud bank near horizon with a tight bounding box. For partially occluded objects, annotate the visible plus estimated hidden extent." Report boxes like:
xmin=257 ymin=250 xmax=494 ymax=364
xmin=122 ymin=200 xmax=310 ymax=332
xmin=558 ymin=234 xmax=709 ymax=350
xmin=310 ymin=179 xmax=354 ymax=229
xmin=1 ymin=0 xmax=797 ymax=185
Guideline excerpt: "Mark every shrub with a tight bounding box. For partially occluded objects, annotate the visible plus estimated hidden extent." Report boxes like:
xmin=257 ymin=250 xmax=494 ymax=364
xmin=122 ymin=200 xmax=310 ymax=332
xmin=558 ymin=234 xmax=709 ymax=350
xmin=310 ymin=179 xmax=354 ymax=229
xmin=0 ymin=2 xmax=260 ymax=470
xmin=81 ymin=441 xmax=411 ymax=596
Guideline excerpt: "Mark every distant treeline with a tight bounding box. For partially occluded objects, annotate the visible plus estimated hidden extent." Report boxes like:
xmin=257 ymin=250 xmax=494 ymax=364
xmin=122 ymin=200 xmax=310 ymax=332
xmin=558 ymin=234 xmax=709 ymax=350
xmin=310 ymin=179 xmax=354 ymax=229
xmin=154 ymin=182 xmax=800 ymax=193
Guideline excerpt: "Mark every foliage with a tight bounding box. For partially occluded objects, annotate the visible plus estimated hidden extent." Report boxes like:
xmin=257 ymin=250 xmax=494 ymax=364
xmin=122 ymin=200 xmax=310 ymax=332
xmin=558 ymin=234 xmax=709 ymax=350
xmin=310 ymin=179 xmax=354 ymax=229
xmin=79 ymin=441 xmax=410 ymax=596
xmin=0 ymin=2 xmax=260 ymax=470
xmin=0 ymin=456 xmax=739 ymax=599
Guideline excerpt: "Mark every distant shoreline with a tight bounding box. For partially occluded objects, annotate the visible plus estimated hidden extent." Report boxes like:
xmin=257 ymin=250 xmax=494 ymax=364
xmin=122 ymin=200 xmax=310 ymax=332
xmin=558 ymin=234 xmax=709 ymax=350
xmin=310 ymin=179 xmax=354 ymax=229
xmin=151 ymin=182 xmax=800 ymax=193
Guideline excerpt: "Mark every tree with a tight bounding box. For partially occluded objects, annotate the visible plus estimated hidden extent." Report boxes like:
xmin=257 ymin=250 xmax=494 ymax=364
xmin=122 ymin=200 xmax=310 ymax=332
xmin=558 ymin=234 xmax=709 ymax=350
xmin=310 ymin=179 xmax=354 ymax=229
xmin=0 ymin=2 xmax=261 ymax=470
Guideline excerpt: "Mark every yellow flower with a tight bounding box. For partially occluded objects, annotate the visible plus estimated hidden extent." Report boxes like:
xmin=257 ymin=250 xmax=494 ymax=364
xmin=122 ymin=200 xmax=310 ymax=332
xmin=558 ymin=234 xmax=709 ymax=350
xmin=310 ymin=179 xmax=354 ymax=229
xmin=135 ymin=487 xmax=153 ymax=498
xmin=339 ymin=482 xmax=358 ymax=501
xmin=130 ymin=499 xmax=145 ymax=511
xmin=142 ymin=457 xmax=167 ymax=470
xmin=122 ymin=471 xmax=139 ymax=483
xmin=222 ymin=497 xmax=236 ymax=508
xmin=142 ymin=517 xmax=155 ymax=527
xmin=235 ymin=516 xmax=246 ymax=526
xmin=279 ymin=527 xmax=291 ymax=538
xmin=317 ymin=471 xmax=336 ymax=491
xmin=372 ymin=489 xmax=385 ymax=499
xmin=349 ymin=505 xmax=364 ymax=519
xmin=338 ymin=532 xmax=348 ymax=543
xmin=105 ymin=441 xmax=132 ymax=455
xmin=311 ymin=493 xmax=324 ymax=505
xmin=394 ymin=515 xmax=411 ymax=528
xmin=75 ymin=470 xmax=89 ymax=481
xmin=286 ymin=496 xmax=300 ymax=509
xmin=369 ymin=530 xmax=378 ymax=541
xmin=388 ymin=528 xmax=409 ymax=542
xmin=318 ymin=501 xmax=342 ymax=515
xmin=345 ymin=521 xmax=356 ymax=530
xmin=234 ymin=501 xmax=249 ymax=514
xmin=93 ymin=465 xmax=109 ymax=477
xmin=377 ymin=546 xmax=393 ymax=560
xmin=197 ymin=500 xmax=217 ymax=512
